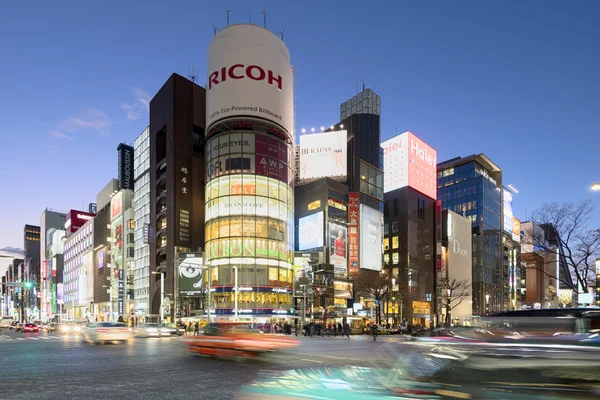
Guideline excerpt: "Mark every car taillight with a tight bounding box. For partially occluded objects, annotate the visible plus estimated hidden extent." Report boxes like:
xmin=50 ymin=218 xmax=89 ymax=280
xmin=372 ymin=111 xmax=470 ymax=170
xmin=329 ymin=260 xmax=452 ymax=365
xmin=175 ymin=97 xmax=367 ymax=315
xmin=97 ymin=328 xmax=109 ymax=332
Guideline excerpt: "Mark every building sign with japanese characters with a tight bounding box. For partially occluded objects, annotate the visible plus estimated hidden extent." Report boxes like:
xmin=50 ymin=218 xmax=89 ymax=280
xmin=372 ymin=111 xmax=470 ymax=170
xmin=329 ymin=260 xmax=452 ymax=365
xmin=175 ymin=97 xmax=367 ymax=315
xmin=348 ymin=192 xmax=360 ymax=276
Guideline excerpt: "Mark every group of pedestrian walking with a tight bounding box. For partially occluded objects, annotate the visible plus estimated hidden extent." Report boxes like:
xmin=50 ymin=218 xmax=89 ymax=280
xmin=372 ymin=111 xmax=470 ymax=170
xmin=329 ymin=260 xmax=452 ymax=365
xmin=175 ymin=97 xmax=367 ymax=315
xmin=302 ymin=322 xmax=350 ymax=338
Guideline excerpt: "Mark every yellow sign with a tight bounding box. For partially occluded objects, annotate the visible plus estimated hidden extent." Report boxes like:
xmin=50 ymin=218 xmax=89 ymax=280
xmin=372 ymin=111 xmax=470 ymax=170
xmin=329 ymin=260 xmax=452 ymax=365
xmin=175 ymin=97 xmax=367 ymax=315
xmin=412 ymin=301 xmax=430 ymax=315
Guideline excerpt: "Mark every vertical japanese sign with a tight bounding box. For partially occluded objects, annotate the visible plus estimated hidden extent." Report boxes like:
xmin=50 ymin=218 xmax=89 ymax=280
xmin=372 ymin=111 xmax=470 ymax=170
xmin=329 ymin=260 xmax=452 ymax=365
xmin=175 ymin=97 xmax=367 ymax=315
xmin=179 ymin=166 xmax=190 ymax=242
xmin=118 ymin=269 xmax=124 ymax=316
xmin=348 ymin=192 xmax=360 ymax=276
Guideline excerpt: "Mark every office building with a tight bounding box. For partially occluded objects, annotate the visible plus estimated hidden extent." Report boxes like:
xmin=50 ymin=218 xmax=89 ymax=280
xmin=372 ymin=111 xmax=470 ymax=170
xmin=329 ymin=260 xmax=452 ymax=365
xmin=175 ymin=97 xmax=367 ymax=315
xmin=382 ymin=131 xmax=438 ymax=326
xmin=23 ymin=224 xmax=40 ymax=318
xmin=437 ymin=154 xmax=503 ymax=316
xmin=93 ymin=179 xmax=119 ymax=321
xmin=441 ymin=210 xmax=473 ymax=325
xmin=39 ymin=209 xmax=66 ymax=319
xmin=63 ymin=209 xmax=95 ymax=320
xmin=150 ymin=73 xmax=206 ymax=321
xmin=204 ymin=24 xmax=295 ymax=320
xmin=502 ymin=187 xmax=522 ymax=311
xmin=133 ymin=127 xmax=151 ymax=316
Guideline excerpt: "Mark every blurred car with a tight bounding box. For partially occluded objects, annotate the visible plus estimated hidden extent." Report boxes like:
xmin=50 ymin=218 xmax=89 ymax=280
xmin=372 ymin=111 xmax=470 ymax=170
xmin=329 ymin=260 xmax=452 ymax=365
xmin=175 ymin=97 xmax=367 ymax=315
xmin=15 ymin=322 xmax=24 ymax=332
xmin=23 ymin=323 xmax=39 ymax=333
xmin=59 ymin=323 xmax=84 ymax=334
xmin=187 ymin=322 xmax=299 ymax=358
xmin=375 ymin=325 xmax=389 ymax=335
xmin=161 ymin=323 xmax=185 ymax=336
xmin=8 ymin=321 xmax=20 ymax=330
xmin=42 ymin=323 xmax=60 ymax=332
xmin=133 ymin=323 xmax=171 ymax=337
xmin=82 ymin=322 xmax=132 ymax=344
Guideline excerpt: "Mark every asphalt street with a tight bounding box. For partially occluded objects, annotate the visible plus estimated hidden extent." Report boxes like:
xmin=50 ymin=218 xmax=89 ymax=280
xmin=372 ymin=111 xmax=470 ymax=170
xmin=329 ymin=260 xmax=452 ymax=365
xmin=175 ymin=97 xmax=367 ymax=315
xmin=0 ymin=329 xmax=403 ymax=400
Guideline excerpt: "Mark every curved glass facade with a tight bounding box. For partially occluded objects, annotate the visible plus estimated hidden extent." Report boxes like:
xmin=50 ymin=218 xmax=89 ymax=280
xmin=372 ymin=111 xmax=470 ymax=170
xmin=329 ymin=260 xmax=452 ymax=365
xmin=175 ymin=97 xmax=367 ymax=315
xmin=205 ymin=118 xmax=294 ymax=317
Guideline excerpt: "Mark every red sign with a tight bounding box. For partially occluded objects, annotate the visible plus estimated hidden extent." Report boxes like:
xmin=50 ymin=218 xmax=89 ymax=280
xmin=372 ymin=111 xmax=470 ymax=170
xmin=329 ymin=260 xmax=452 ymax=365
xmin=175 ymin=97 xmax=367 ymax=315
xmin=256 ymin=134 xmax=280 ymax=158
xmin=256 ymin=155 xmax=287 ymax=182
xmin=66 ymin=209 xmax=95 ymax=233
xmin=348 ymin=192 xmax=360 ymax=276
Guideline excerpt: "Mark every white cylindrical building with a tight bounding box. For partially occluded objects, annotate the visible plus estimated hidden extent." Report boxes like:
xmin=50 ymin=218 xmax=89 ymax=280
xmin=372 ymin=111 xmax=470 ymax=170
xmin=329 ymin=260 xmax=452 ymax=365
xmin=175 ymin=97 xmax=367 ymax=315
xmin=205 ymin=24 xmax=295 ymax=322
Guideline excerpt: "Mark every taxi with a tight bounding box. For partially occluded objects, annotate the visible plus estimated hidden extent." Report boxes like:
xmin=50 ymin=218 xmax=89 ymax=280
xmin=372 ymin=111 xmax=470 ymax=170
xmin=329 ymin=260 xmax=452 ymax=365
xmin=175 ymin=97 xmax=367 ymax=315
xmin=186 ymin=322 xmax=299 ymax=358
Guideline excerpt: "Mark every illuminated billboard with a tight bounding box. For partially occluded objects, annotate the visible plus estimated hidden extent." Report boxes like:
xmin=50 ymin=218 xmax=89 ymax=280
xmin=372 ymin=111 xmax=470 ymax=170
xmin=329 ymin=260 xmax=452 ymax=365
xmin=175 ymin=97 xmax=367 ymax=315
xmin=298 ymin=212 xmax=324 ymax=250
xmin=328 ymin=222 xmax=348 ymax=276
xmin=299 ymin=130 xmax=347 ymax=181
xmin=512 ymin=217 xmax=521 ymax=243
xmin=179 ymin=254 xmax=204 ymax=297
xmin=381 ymin=131 xmax=437 ymax=199
xmin=65 ymin=209 xmax=95 ymax=234
xmin=503 ymin=189 xmax=514 ymax=234
xmin=206 ymin=24 xmax=294 ymax=135
xmin=359 ymin=205 xmax=383 ymax=271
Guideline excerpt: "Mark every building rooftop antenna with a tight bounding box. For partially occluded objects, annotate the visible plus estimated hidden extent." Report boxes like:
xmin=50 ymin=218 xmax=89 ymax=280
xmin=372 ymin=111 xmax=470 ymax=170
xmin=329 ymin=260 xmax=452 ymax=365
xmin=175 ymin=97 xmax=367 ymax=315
xmin=280 ymin=29 xmax=286 ymax=41
xmin=261 ymin=8 xmax=267 ymax=28
xmin=225 ymin=8 xmax=231 ymax=26
xmin=188 ymin=65 xmax=198 ymax=83
xmin=212 ymin=25 xmax=218 ymax=36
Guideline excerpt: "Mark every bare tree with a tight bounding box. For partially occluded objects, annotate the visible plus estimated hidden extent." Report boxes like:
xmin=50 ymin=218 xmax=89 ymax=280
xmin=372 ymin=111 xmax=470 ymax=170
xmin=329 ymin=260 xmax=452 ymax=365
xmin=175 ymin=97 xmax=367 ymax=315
xmin=527 ymin=199 xmax=600 ymax=294
xmin=442 ymin=278 xmax=471 ymax=326
xmin=354 ymin=269 xmax=390 ymax=324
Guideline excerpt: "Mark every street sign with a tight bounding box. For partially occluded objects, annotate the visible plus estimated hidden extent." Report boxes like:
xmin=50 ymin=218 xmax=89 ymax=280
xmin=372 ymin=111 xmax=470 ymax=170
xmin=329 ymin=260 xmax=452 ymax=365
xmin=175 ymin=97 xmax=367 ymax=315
xmin=5 ymin=282 xmax=22 ymax=287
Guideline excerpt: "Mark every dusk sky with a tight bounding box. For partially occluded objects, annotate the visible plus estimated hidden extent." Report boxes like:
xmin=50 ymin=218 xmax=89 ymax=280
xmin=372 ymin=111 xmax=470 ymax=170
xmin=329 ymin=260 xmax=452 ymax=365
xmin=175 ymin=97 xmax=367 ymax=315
xmin=1 ymin=0 xmax=599 ymax=252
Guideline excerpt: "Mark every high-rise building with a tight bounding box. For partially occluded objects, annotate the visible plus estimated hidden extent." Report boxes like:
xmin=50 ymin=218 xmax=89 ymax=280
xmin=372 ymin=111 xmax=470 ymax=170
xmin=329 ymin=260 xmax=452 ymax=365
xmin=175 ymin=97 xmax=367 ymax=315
xmin=149 ymin=73 xmax=206 ymax=321
xmin=39 ymin=209 xmax=66 ymax=319
xmin=437 ymin=154 xmax=503 ymax=316
xmin=381 ymin=131 xmax=438 ymax=326
xmin=204 ymin=24 xmax=295 ymax=320
xmin=23 ymin=224 xmax=40 ymax=318
xmin=133 ymin=127 xmax=150 ymax=315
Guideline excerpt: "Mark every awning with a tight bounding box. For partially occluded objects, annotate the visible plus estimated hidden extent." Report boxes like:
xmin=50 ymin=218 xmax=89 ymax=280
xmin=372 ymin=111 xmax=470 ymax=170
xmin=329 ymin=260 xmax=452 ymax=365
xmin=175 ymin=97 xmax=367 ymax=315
xmin=334 ymin=290 xmax=352 ymax=299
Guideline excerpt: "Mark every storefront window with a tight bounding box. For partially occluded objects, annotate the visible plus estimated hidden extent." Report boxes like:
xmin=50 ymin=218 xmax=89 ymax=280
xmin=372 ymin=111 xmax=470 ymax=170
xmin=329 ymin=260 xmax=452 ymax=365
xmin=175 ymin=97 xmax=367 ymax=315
xmin=269 ymin=268 xmax=278 ymax=286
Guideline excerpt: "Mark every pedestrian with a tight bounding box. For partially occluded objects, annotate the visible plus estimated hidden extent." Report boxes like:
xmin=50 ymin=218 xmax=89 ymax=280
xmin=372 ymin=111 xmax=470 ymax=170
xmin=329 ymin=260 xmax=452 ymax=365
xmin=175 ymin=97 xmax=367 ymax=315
xmin=194 ymin=321 xmax=199 ymax=336
xmin=337 ymin=323 xmax=343 ymax=337
xmin=343 ymin=322 xmax=350 ymax=338
xmin=370 ymin=324 xmax=378 ymax=341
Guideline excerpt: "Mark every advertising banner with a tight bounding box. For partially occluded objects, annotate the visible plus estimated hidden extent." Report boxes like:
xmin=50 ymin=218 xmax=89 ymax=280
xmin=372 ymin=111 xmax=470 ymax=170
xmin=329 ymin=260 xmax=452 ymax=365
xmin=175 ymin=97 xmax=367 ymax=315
xmin=359 ymin=204 xmax=383 ymax=271
xmin=512 ymin=217 xmax=521 ymax=243
xmin=503 ymin=189 xmax=514 ymax=234
xmin=111 ymin=191 xmax=123 ymax=220
xmin=329 ymin=222 xmax=348 ymax=276
xmin=348 ymin=193 xmax=360 ymax=276
xmin=298 ymin=212 xmax=324 ymax=250
xmin=381 ymin=131 xmax=437 ymax=199
xmin=179 ymin=262 xmax=204 ymax=297
xmin=117 ymin=143 xmax=134 ymax=191
xmin=299 ymin=130 xmax=347 ymax=181
xmin=206 ymin=24 xmax=294 ymax=136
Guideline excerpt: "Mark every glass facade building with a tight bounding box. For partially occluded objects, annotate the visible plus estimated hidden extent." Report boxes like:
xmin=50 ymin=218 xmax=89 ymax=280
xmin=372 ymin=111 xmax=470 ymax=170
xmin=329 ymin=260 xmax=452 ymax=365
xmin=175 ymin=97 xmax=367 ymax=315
xmin=205 ymin=119 xmax=295 ymax=318
xmin=133 ymin=127 xmax=150 ymax=314
xmin=437 ymin=155 xmax=503 ymax=316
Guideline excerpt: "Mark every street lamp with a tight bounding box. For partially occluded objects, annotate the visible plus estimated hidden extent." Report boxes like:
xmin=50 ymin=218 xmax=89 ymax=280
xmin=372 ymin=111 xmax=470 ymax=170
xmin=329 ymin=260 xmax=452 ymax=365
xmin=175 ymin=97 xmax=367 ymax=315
xmin=152 ymin=267 xmax=166 ymax=323
xmin=591 ymin=183 xmax=600 ymax=191
xmin=101 ymin=285 xmax=112 ymax=322
xmin=485 ymin=294 xmax=490 ymax=316
xmin=233 ymin=266 xmax=238 ymax=321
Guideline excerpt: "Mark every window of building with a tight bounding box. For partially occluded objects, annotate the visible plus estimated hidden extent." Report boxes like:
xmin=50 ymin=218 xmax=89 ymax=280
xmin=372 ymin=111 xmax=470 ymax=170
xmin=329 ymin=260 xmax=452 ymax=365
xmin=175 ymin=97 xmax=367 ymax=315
xmin=383 ymin=254 xmax=390 ymax=264
xmin=383 ymin=238 xmax=389 ymax=251
xmin=393 ymin=198 xmax=399 ymax=216
xmin=392 ymin=252 xmax=399 ymax=265
xmin=129 ymin=219 xmax=135 ymax=230
xmin=392 ymin=221 xmax=399 ymax=234
xmin=417 ymin=198 xmax=425 ymax=219
xmin=392 ymin=236 xmax=399 ymax=249
xmin=384 ymin=223 xmax=389 ymax=235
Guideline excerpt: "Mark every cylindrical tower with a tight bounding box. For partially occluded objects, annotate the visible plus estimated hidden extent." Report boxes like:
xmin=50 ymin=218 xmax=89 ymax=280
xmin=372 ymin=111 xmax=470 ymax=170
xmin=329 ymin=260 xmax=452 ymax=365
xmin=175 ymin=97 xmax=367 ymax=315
xmin=205 ymin=24 xmax=295 ymax=321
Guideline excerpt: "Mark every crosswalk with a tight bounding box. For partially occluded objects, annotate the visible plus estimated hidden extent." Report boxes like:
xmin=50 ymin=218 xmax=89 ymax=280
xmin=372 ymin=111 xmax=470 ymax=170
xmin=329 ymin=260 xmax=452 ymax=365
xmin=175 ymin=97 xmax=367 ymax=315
xmin=0 ymin=335 xmax=81 ymax=342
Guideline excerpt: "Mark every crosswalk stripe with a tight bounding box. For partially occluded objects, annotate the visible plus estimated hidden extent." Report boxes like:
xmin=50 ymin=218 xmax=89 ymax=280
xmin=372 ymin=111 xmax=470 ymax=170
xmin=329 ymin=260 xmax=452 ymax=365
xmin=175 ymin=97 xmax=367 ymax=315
xmin=28 ymin=337 xmax=40 ymax=340
xmin=39 ymin=336 xmax=51 ymax=339
xmin=15 ymin=338 xmax=26 ymax=340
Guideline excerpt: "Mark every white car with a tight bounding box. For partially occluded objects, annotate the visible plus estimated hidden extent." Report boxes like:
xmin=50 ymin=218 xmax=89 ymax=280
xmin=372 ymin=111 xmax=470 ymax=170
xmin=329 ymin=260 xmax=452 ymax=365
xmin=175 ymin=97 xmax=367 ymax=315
xmin=133 ymin=323 xmax=171 ymax=337
xmin=82 ymin=322 xmax=132 ymax=344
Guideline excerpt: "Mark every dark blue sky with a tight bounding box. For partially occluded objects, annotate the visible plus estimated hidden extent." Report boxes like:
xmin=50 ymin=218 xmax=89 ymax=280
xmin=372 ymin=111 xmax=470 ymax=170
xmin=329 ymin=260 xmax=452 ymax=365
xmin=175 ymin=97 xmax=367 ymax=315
xmin=1 ymin=0 xmax=599 ymax=250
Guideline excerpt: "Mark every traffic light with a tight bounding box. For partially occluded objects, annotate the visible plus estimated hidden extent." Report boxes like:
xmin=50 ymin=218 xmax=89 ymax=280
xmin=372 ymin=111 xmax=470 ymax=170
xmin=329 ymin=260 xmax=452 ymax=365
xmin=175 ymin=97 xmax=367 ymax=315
xmin=23 ymin=281 xmax=33 ymax=289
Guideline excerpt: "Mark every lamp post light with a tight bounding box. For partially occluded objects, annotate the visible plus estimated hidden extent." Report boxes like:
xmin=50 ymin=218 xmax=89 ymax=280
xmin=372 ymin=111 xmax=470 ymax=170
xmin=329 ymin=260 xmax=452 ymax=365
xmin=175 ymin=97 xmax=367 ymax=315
xmin=152 ymin=268 xmax=166 ymax=323
xmin=485 ymin=293 xmax=490 ymax=316
xmin=101 ymin=284 xmax=112 ymax=322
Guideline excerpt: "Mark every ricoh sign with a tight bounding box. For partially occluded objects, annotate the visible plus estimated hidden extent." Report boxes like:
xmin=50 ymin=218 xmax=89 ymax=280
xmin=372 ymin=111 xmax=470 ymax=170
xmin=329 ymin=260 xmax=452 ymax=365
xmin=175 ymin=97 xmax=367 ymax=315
xmin=206 ymin=24 xmax=294 ymax=135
